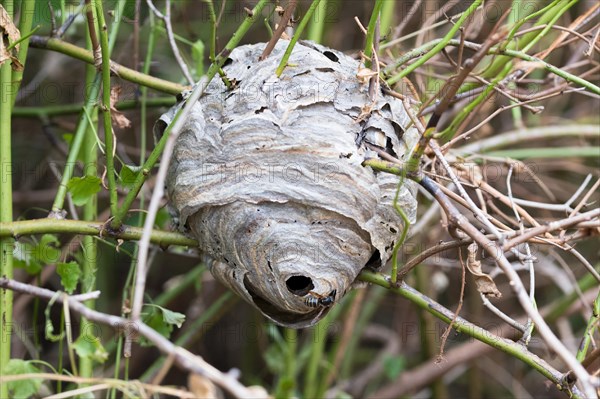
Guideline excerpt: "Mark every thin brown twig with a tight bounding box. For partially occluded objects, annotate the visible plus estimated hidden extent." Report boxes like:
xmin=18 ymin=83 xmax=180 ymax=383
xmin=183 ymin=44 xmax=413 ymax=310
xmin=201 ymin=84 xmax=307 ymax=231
xmin=436 ymin=243 xmax=466 ymax=361
xmin=416 ymin=176 xmax=596 ymax=396
xmin=146 ymin=0 xmax=194 ymax=84
xmin=259 ymin=0 xmax=297 ymax=60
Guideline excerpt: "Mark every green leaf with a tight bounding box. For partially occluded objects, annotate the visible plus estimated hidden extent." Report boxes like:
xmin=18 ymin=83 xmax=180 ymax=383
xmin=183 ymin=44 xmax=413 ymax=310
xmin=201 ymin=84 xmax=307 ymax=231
xmin=140 ymin=307 xmax=171 ymax=346
xmin=383 ymin=354 xmax=406 ymax=380
xmin=5 ymin=359 xmax=42 ymax=399
xmin=56 ymin=261 xmax=81 ymax=294
xmin=13 ymin=242 xmax=41 ymax=275
xmin=140 ymin=305 xmax=186 ymax=346
xmin=73 ymin=335 xmax=108 ymax=363
xmin=62 ymin=133 xmax=73 ymax=146
xmin=13 ymin=235 xmax=61 ymax=275
xmin=66 ymin=175 xmax=102 ymax=206
xmin=159 ymin=305 xmax=186 ymax=328
xmin=118 ymin=164 xmax=141 ymax=189
xmin=36 ymin=234 xmax=61 ymax=264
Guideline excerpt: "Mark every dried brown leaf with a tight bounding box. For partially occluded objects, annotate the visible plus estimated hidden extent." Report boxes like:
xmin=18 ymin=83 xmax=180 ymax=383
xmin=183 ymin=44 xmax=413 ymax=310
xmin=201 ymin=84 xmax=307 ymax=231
xmin=0 ymin=4 xmax=23 ymax=71
xmin=109 ymin=85 xmax=131 ymax=128
xmin=466 ymin=243 xmax=502 ymax=298
xmin=187 ymin=373 xmax=221 ymax=399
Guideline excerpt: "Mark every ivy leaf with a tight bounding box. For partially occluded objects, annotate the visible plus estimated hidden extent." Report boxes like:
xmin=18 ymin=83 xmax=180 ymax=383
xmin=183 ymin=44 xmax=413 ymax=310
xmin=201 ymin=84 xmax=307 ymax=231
xmin=56 ymin=261 xmax=81 ymax=294
xmin=118 ymin=164 xmax=141 ymax=189
xmin=73 ymin=335 xmax=108 ymax=363
xmin=66 ymin=176 xmax=101 ymax=206
xmin=5 ymin=359 xmax=42 ymax=398
xmin=383 ymin=355 xmax=406 ymax=380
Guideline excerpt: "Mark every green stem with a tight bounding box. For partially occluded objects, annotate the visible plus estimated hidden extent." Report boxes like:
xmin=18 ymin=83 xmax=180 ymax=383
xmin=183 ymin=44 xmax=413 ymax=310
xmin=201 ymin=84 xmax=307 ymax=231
xmin=12 ymin=97 xmax=176 ymax=117
xmin=363 ymin=0 xmax=383 ymax=68
xmin=358 ymin=270 xmax=580 ymax=396
xmin=275 ymin=328 xmax=298 ymax=398
xmin=78 ymin=17 xmax=100 ymax=381
xmin=0 ymin=2 xmax=15 ymax=396
xmin=50 ymin=75 xmax=102 ymax=214
xmin=576 ymin=284 xmax=600 ymax=362
xmin=379 ymin=0 xmax=395 ymax=39
xmin=307 ymin=0 xmax=327 ymax=43
xmin=481 ymin=146 xmax=600 ymax=159
xmin=546 ymin=272 xmax=599 ymax=323
xmin=93 ymin=0 xmax=119 ymax=227
xmin=113 ymin=0 xmax=270 ymax=225
xmin=386 ymin=39 xmax=600 ymax=95
xmin=0 ymin=219 xmax=197 ymax=247
xmin=28 ymin=36 xmax=186 ymax=95
xmin=202 ymin=0 xmax=217 ymax=61
xmin=304 ymin=312 xmax=329 ymax=398
xmin=457 ymin=125 xmax=600 ymax=154
xmin=276 ymin=0 xmax=323 ymax=77
xmin=386 ymin=0 xmax=482 ymax=85
xmin=462 ymin=0 xmax=575 ymax=93
xmin=10 ymin=0 xmax=35 ymax=107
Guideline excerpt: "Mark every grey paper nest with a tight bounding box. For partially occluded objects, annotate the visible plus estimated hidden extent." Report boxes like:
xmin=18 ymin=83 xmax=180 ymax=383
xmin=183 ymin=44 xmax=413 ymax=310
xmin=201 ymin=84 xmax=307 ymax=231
xmin=156 ymin=41 xmax=419 ymax=328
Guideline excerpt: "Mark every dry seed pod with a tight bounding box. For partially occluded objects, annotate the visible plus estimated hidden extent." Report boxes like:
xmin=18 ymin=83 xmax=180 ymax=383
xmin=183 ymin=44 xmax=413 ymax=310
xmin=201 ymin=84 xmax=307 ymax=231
xmin=157 ymin=41 xmax=419 ymax=328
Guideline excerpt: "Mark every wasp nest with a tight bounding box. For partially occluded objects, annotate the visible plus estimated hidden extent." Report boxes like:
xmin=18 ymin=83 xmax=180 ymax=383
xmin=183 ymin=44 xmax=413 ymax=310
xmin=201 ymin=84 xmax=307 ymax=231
xmin=157 ymin=41 xmax=419 ymax=328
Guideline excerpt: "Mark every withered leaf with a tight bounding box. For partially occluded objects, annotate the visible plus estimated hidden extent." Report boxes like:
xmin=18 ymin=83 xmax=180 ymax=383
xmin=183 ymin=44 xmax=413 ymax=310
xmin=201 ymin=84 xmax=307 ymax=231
xmin=0 ymin=4 xmax=23 ymax=71
xmin=466 ymin=243 xmax=502 ymax=298
xmin=109 ymin=85 xmax=131 ymax=129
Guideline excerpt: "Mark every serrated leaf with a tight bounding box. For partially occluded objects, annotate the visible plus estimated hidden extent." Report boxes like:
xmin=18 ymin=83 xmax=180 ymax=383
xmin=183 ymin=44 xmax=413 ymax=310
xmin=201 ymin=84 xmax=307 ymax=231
xmin=140 ymin=305 xmax=186 ymax=346
xmin=73 ymin=335 xmax=108 ymax=363
xmin=67 ymin=175 xmax=101 ymax=206
xmin=118 ymin=164 xmax=141 ymax=189
xmin=13 ymin=241 xmax=41 ymax=275
xmin=383 ymin=355 xmax=406 ymax=380
xmin=140 ymin=307 xmax=172 ymax=346
xmin=13 ymin=235 xmax=60 ymax=275
xmin=56 ymin=261 xmax=80 ymax=294
xmin=5 ymin=359 xmax=42 ymax=398
xmin=158 ymin=305 xmax=186 ymax=328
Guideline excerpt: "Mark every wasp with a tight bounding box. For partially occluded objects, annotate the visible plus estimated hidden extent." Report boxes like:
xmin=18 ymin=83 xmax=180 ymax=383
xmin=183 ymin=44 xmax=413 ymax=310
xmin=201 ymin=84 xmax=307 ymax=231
xmin=304 ymin=290 xmax=337 ymax=308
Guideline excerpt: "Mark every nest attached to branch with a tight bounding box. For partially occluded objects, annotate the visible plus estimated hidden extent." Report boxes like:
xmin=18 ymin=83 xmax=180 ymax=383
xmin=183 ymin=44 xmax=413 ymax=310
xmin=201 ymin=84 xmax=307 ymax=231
xmin=156 ymin=41 xmax=419 ymax=328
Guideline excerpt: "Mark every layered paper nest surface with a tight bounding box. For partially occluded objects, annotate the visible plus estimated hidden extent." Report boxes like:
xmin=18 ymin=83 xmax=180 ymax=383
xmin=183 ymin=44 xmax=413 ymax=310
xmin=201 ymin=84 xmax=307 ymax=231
xmin=157 ymin=41 xmax=419 ymax=327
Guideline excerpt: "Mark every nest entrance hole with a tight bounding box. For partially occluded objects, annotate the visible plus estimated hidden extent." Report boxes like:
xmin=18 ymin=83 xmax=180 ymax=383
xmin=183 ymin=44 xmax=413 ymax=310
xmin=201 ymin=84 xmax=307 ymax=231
xmin=286 ymin=275 xmax=314 ymax=296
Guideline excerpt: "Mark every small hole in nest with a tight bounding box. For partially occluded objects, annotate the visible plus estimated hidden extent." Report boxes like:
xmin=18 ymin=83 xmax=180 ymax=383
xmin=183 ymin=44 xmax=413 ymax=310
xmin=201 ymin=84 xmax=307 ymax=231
xmin=286 ymin=275 xmax=314 ymax=296
xmin=223 ymin=57 xmax=233 ymax=67
xmin=322 ymin=50 xmax=339 ymax=63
